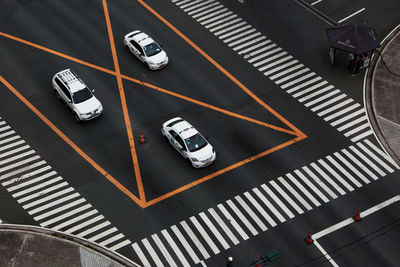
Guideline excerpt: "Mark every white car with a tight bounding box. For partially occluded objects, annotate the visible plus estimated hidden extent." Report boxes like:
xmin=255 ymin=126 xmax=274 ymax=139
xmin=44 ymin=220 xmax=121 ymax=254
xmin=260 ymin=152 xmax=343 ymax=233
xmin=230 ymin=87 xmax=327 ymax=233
xmin=123 ymin=30 xmax=168 ymax=70
xmin=52 ymin=69 xmax=103 ymax=122
xmin=161 ymin=117 xmax=216 ymax=168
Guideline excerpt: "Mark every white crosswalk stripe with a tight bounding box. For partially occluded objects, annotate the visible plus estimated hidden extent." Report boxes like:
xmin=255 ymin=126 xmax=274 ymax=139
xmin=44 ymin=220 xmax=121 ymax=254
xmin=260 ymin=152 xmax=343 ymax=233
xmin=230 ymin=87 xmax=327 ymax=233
xmin=133 ymin=242 xmax=153 ymax=267
xmin=180 ymin=220 xmax=210 ymax=259
xmin=172 ymin=0 xmax=374 ymax=142
xmin=208 ymin=208 xmax=239 ymax=245
xmin=162 ymin=229 xmax=190 ymax=267
xmin=152 ymin=233 xmax=177 ymax=267
xmin=171 ymin=225 xmax=201 ymax=264
xmin=190 ymin=216 xmax=220 ymax=255
xmin=0 ymin=118 xmax=132 ymax=253
xmin=234 ymin=195 xmax=268 ymax=232
xmin=141 ymin=239 xmax=163 ymax=267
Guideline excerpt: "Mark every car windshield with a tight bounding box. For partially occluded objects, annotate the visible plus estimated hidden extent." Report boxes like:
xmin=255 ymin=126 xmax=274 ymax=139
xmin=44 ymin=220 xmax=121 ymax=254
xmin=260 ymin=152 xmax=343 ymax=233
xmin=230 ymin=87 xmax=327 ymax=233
xmin=143 ymin=42 xmax=162 ymax=57
xmin=72 ymin=87 xmax=93 ymax=104
xmin=185 ymin=133 xmax=208 ymax=152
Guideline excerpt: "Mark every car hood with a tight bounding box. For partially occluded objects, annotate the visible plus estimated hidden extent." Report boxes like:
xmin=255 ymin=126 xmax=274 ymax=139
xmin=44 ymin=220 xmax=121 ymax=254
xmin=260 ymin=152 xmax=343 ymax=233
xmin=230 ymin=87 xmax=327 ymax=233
xmin=75 ymin=97 xmax=102 ymax=114
xmin=148 ymin=50 xmax=168 ymax=63
xmin=189 ymin=143 xmax=214 ymax=161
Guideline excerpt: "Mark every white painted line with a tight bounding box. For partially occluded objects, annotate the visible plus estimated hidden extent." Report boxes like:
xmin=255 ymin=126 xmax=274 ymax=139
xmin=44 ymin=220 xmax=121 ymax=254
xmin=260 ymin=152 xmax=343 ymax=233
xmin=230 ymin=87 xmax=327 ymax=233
xmin=285 ymin=76 xmax=321 ymax=93
xmin=343 ymin=123 xmax=370 ymax=137
xmin=341 ymin=148 xmax=378 ymax=180
xmin=329 ymin=107 xmax=363 ymax=125
xmin=162 ymin=229 xmax=190 ymax=267
xmin=214 ymin=21 xmax=246 ymax=35
xmin=294 ymin=170 xmax=330 ymax=203
xmin=201 ymin=11 xmax=234 ymax=27
xmin=245 ymin=43 xmax=277 ymax=59
xmin=183 ymin=0 xmax=213 ymax=12
xmin=199 ymin=212 xmax=230 ymax=250
xmin=337 ymin=116 xmax=367 ymax=131
xmin=297 ymin=83 xmax=332 ymax=101
xmin=281 ymin=72 xmax=316 ymax=89
xmin=334 ymin=152 xmax=370 ymax=184
xmin=22 ymin=187 xmax=74 ymax=209
xmin=326 ymin=155 xmax=362 ymax=188
xmin=0 ymin=130 xmax=15 ymax=139
xmin=7 ymin=169 xmax=57 ymax=192
xmin=0 ymin=150 xmax=35 ymax=165
xmin=151 ymin=234 xmax=177 ymax=267
xmin=364 ymin=139 xmax=400 ymax=169
xmin=0 ymin=135 xmax=20 ymax=146
xmin=0 ymin=160 xmax=46 ymax=181
xmin=357 ymin=143 xmax=394 ymax=173
xmin=34 ymin=198 xmax=86 ymax=221
xmin=66 ymin=215 xmax=105 ymax=235
xmin=235 ymin=195 xmax=268 ymax=232
xmin=350 ymin=129 xmax=373 ymax=142
xmin=175 ymin=0 xmax=191 ymax=6
xmin=220 ymin=25 xmax=252 ymax=39
xmin=109 ymin=239 xmax=131 ymax=251
xmin=260 ymin=55 xmax=293 ymax=72
xmin=0 ymin=140 xmax=25 ymax=152
xmin=270 ymin=64 xmax=304 ymax=80
xmin=133 ymin=242 xmax=152 ymax=267
xmin=17 ymin=179 xmax=66 ymax=203
xmin=318 ymin=159 xmax=354 ymax=191
xmin=254 ymin=51 xmax=288 ymax=67
xmin=190 ymin=216 xmax=220 ymax=255
xmin=304 ymin=88 xmax=339 ymax=107
xmin=228 ymin=32 xmax=261 ymax=47
xmin=217 ymin=204 xmax=249 ymax=240
xmin=261 ymin=184 xmax=295 ymax=218
xmin=349 ymin=146 xmax=385 ymax=176
xmin=100 ymin=233 xmax=124 ymax=246
xmin=311 ymin=0 xmax=323 ymax=5
xmin=269 ymin=181 xmax=304 ymax=214
xmin=246 ymin=190 xmax=279 ymax=225
xmin=40 ymin=204 xmax=92 ymax=227
xmin=52 ymin=209 xmax=97 ymax=230
xmin=296 ymin=83 xmax=332 ymax=99
xmin=187 ymin=1 xmax=219 ymax=15
xmin=263 ymin=60 xmax=298 ymax=76
xmin=143 ymin=238 xmax=164 ymax=267
xmin=192 ymin=4 xmax=223 ymax=19
xmin=197 ymin=7 xmax=228 ymax=22
xmin=338 ymin=8 xmax=366 ymax=24
xmin=286 ymin=173 xmax=321 ymax=207
xmin=275 ymin=68 xmax=310 ymax=84
xmin=12 ymin=176 xmax=63 ymax=197
xmin=314 ymin=240 xmax=339 ymax=267
xmin=277 ymin=176 xmax=313 ymax=211
xmin=180 ymin=220 xmax=210 ymax=259
xmin=208 ymin=208 xmax=239 ymax=245
xmin=171 ymin=225 xmax=201 ymax=264
xmin=88 ymin=227 xmax=117 ymax=242
xmin=248 ymin=47 xmax=282 ymax=63
xmin=0 ymin=145 xmax=30 ymax=159
xmin=226 ymin=199 xmax=258 ymax=236
xmin=76 ymin=221 xmax=111 ymax=238
xmin=206 ymin=14 xmax=238 ymax=30
xmin=0 ymin=155 xmax=41 ymax=174
xmin=312 ymin=94 xmax=347 ymax=113
xmin=27 ymin=192 xmax=79 ymax=216
xmin=310 ymin=163 xmax=346 ymax=196
xmin=235 ymin=36 xmax=268 ymax=52
xmin=302 ymin=166 xmax=338 ymax=199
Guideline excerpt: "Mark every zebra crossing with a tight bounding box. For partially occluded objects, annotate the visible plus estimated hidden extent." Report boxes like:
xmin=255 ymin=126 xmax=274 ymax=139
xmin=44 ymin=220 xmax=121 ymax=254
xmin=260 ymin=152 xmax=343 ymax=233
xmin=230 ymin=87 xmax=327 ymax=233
xmin=0 ymin=118 xmax=132 ymax=251
xmin=131 ymin=138 xmax=399 ymax=266
xmin=172 ymin=0 xmax=373 ymax=143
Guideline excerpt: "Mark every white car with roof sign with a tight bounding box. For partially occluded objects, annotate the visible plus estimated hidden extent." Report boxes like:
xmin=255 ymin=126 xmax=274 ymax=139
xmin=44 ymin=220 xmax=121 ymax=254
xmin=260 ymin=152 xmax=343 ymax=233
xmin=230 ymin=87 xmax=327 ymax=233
xmin=52 ymin=69 xmax=103 ymax=122
xmin=161 ymin=117 xmax=216 ymax=168
xmin=123 ymin=30 xmax=168 ymax=70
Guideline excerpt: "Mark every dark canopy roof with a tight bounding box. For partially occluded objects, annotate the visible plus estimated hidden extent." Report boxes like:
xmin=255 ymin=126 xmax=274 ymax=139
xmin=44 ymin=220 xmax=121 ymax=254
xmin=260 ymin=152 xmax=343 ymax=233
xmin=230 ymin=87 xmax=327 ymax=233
xmin=326 ymin=23 xmax=380 ymax=54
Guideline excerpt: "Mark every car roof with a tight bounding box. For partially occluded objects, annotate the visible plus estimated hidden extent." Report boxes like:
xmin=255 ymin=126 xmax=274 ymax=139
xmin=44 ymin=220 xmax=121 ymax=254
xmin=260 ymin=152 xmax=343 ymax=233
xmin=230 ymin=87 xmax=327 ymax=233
xmin=129 ymin=32 xmax=154 ymax=46
xmin=56 ymin=69 xmax=86 ymax=93
xmin=171 ymin=120 xmax=198 ymax=139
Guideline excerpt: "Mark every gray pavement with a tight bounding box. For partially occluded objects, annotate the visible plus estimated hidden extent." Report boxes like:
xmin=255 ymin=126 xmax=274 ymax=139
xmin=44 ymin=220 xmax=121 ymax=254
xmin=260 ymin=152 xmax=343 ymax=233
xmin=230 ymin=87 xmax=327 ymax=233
xmin=0 ymin=224 xmax=139 ymax=267
xmin=365 ymin=24 xmax=400 ymax=166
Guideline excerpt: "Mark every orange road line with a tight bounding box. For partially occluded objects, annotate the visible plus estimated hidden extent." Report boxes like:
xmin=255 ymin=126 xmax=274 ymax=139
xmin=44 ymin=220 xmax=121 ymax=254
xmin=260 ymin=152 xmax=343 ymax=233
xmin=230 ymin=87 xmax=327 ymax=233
xmin=0 ymin=76 xmax=145 ymax=207
xmin=142 ymin=134 xmax=306 ymax=208
xmin=102 ymin=0 xmax=146 ymax=202
xmin=137 ymin=0 xmax=306 ymax=138
xmin=0 ymin=31 xmax=297 ymax=136
xmin=0 ymin=32 xmax=116 ymax=76
xmin=122 ymin=75 xmax=297 ymax=136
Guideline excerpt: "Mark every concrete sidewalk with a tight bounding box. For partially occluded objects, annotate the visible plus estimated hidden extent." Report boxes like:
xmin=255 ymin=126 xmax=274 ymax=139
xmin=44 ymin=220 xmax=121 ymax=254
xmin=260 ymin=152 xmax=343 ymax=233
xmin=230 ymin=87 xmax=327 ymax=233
xmin=365 ymin=25 xmax=400 ymax=166
xmin=0 ymin=224 xmax=139 ymax=267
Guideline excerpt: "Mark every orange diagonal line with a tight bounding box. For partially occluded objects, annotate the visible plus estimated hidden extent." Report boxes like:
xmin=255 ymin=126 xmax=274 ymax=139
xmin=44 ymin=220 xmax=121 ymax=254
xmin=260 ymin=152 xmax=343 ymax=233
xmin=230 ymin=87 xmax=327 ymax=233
xmin=137 ymin=0 xmax=306 ymax=139
xmin=102 ymin=0 xmax=146 ymax=202
xmin=142 ymin=135 xmax=306 ymax=208
xmin=0 ymin=76 xmax=145 ymax=207
xmin=0 ymin=31 xmax=296 ymax=136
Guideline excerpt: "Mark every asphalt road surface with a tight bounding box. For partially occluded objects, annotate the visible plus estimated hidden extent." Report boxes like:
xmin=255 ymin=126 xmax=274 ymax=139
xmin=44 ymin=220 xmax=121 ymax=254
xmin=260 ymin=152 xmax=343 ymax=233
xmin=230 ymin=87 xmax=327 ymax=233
xmin=0 ymin=0 xmax=399 ymax=266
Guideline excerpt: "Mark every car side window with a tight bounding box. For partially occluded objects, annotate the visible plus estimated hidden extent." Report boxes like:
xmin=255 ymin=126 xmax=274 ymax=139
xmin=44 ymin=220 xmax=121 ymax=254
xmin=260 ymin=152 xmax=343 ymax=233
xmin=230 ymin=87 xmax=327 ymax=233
xmin=175 ymin=135 xmax=186 ymax=151
xmin=130 ymin=41 xmax=143 ymax=54
xmin=55 ymin=78 xmax=71 ymax=101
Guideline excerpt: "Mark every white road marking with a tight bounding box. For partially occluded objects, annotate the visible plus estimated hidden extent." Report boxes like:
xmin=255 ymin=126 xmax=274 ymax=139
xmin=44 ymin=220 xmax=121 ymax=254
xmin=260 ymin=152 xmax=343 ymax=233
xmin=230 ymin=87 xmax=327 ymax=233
xmin=297 ymin=83 xmax=332 ymax=101
xmin=269 ymin=181 xmax=304 ymax=214
xmin=100 ymin=233 xmax=124 ymax=246
xmin=294 ymin=170 xmax=329 ymax=203
xmin=217 ymin=204 xmax=249 ymax=240
xmin=364 ymin=139 xmax=400 ymax=169
xmin=180 ymin=220 xmax=210 ymax=259
xmin=199 ymin=212 xmax=230 ymax=249
xmin=310 ymin=163 xmax=345 ymax=195
xmin=245 ymin=190 xmax=279 ymax=225
xmin=314 ymin=240 xmax=339 ymax=267
xmin=226 ymin=199 xmax=258 ymax=236
xmin=17 ymin=180 xmax=67 ymax=203
xmin=201 ymin=11 xmax=233 ymax=26
xmin=277 ymin=176 xmax=312 ymax=211
xmin=334 ymin=152 xmax=370 ymax=184
xmin=76 ymin=221 xmax=111 ymax=238
xmin=338 ymin=8 xmax=366 ymax=24
xmin=142 ymin=238 xmax=163 ymax=267
xmin=350 ymin=129 xmax=373 ymax=142
xmin=22 ymin=187 xmax=74 ymax=209
xmin=357 ymin=143 xmax=394 ymax=173
xmin=341 ymin=148 xmax=378 ymax=180
xmin=171 ymin=225 xmax=201 ymax=264
xmin=52 ymin=209 xmax=97 ymax=230
xmin=329 ymin=107 xmax=363 ymax=124
xmin=208 ymin=208 xmax=239 ymax=245
xmin=0 ymin=140 xmax=25 ymax=152
xmin=0 ymin=145 xmax=30 ymax=159
xmin=40 ymin=204 xmax=92 ymax=227
xmin=318 ymin=159 xmax=354 ymax=191
xmin=7 ymin=170 xmax=57 ymax=192
xmin=281 ymin=72 xmax=316 ymax=89
xmin=235 ymin=36 xmax=268 ymax=52
xmin=0 ymin=155 xmax=41 ymax=174
xmin=286 ymin=173 xmax=321 ymax=206
xmin=67 ymin=215 xmax=105 ymax=235
xmin=260 ymin=55 xmax=294 ymax=72
xmin=235 ymin=195 xmax=268 ymax=231
xmin=133 ymin=242 xmax=153 ymax=267
xmin=109 ymin=239 xmax=131 ymax=251
xmin=263 ymin=60 xmax=298 ymax=76
xmin=152 ymin=233 xmax=177 ymax=267
xmin=337 ymin=116 xmax=367 ymax=131
xmin=293 ymin=81 xmax=329 ymax=98
xmin=0 ymin=160 xmax=46 ymax=181
xmin=206 ymin=14 xmax=238 ymax=30
xmin=349 ymin=146 xmax=385 ymax=176
xmin=34 ymin=198 xmax=86 ymax=221
xmin=12 ymin=176 xmax=63 ymax=197
xmin=190 ymin=216 xmax=220 ymax=255
xmin=304 ymin=88 xmax=339 ymax=107
xmin=311 ymin=0 xmax=323 ymax=5
xmin=162 ymin=229 xmax=190 ymax=267
xmin=326 ymin=155 xmax=362 ymax=188
xmin=302 ymin=166 xmax=338 ymax=199
xmin=261 ymin=184 xmax=295 ymax=218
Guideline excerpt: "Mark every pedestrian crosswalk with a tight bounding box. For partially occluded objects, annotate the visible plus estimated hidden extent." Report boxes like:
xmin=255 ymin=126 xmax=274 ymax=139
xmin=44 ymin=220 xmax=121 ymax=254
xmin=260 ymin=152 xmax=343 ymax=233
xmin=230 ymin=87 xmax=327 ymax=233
xmin=172 ymin=0 xmax=373 ymax=142
xmin=131 ymin=137 xmax=399 ymax=266
xmin=0 ymin=118 xmax=132 ymax=252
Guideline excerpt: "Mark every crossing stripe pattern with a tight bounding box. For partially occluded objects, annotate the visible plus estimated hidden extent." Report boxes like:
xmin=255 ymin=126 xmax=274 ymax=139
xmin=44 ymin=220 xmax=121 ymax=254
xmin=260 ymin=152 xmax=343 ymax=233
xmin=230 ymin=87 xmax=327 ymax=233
xmin=0 ymin=118 xmax=132 ymax=252
xmin=172 ymin=0 xmax=373 ymax=142
xmin=131 ymin=138 xmax=399 ymax=266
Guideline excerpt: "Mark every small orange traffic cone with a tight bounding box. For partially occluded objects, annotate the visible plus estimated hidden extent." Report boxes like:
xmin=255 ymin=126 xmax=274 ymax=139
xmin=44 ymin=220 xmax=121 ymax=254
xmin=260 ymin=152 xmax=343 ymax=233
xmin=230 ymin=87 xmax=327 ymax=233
xmin=139 ymin=133 xmax=145 ymax=144
xmin=353 ymin=208 xmax=361 ymax=222
xmin=304 ymin=231 xmax=313 ymax=244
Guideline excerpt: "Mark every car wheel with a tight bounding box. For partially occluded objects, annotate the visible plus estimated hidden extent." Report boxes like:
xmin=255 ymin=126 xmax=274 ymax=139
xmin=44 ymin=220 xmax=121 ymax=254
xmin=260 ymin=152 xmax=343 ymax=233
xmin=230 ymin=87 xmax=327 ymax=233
xmin=74 ymin=112 xmax=81 ymax=123
xmin=54 ymin=90 xmax=61 ymax=100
